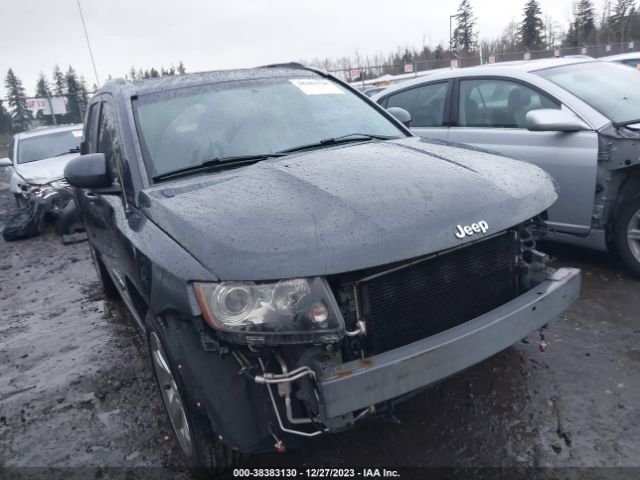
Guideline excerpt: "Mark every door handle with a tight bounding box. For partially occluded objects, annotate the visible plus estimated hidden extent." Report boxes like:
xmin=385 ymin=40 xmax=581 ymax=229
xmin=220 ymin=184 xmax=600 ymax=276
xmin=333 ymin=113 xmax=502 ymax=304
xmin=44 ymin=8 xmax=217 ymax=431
xmin=85 ymin=191 xmax=98 ymax=198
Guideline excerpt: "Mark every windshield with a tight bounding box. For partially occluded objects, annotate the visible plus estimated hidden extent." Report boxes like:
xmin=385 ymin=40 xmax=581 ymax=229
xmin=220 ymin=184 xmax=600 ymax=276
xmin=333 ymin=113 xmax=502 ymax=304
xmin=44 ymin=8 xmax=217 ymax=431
xmin=17 ymin=129 xmax=82 ymax=164
xmin=536 ymin=62 xmax=640 ymax=124
xmin=133 ymin=75 xmax=405 ymax=177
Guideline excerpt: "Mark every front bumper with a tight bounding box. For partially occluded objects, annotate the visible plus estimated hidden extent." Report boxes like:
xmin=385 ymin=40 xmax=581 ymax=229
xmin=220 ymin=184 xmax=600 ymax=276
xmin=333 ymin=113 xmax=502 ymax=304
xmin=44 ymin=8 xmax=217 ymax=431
xmin=317 ymin=267 xmax=581 ymax=419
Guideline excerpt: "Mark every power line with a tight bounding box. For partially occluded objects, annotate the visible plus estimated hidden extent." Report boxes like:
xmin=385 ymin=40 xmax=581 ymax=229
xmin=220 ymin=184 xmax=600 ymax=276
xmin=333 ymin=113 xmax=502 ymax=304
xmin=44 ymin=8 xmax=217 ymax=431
xmin=76 ymin=0 xmax=100 ymax=87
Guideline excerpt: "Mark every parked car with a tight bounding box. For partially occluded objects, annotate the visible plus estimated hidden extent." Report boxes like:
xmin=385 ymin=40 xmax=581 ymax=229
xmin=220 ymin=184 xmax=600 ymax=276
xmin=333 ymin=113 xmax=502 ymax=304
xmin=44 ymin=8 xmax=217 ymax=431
xmin=64 ymin=65 xmax=580 ymax=473
xmin=601 ymin=52 xmax=640 ymax=69
xmin=0 ymin=125 xmax=85 ymax=237
xmin=1 ymin=124 xmax=83 ymax=204
xmin=373 ymin=57 xmax=640 ymax=275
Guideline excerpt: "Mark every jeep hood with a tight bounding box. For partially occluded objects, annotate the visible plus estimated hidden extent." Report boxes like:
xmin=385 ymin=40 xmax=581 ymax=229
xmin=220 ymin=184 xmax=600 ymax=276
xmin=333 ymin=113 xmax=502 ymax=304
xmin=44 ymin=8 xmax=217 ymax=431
xmin=15 ymin=154 xmax=75 ymax=185
xmin=141 ymin=137 xmax=557 ymax=281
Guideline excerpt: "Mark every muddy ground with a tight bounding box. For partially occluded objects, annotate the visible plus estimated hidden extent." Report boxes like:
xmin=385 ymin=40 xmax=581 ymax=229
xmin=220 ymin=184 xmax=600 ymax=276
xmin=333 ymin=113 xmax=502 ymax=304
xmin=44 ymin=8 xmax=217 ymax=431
xmin=0 ymin=165 xmax=638 ymax=478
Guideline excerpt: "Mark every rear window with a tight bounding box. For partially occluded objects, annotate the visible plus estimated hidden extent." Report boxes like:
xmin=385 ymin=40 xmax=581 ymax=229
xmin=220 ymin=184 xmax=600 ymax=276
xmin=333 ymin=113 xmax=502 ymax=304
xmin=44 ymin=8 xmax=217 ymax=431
xmin=17 ymin=129 xmax=82 ymax=164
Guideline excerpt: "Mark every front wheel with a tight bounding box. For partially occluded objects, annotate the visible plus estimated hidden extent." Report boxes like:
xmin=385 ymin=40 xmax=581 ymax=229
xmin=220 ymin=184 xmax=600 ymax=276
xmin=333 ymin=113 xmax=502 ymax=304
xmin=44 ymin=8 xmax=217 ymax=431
xmin=146 ymin=313 xmax=245 ymax=475
xmin=614 ymin=196 xmax=640 ymax=277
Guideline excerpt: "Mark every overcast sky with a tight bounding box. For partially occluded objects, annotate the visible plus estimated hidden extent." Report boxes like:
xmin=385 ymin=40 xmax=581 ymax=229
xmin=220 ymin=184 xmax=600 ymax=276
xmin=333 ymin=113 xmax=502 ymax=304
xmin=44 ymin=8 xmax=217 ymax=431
xmin=2 ymin=0 xmax=578 ymax=96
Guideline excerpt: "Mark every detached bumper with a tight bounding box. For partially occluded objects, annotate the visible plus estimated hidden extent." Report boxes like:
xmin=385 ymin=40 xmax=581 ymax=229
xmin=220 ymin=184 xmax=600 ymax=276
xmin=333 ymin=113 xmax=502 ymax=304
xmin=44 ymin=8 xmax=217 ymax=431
xmin=318 ymin=267 xmax=581 ymax=419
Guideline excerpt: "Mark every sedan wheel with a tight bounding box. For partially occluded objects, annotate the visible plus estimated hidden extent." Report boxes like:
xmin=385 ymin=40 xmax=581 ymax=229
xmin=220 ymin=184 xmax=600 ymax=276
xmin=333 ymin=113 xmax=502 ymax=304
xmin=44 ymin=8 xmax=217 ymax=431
xmin=627 ymin=207 xmax=640 ymax=264
xmin=149 ymin=331 xmax=193 ymax=458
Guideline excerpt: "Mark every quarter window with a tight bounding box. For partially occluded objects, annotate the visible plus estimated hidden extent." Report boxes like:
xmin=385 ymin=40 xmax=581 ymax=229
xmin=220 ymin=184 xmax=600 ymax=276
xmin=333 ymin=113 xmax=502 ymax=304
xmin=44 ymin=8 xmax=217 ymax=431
xmin=458 ymin=79 xmax=559 ymax=128
xmin=386 ymin=82 xmax=448 ymax=128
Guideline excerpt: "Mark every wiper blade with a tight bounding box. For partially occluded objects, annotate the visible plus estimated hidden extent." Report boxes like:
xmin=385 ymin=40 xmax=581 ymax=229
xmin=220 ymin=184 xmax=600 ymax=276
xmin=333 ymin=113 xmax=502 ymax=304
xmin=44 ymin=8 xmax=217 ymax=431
xmin=613 ymin=118 xmax=640 ymax=131
xmin=278 ymin=133 xmax=398 ymax=154
xmin=152 ymin=153 xmax=287 ymax=181
xmin=53 ymin=147 xmax=80 ymax=157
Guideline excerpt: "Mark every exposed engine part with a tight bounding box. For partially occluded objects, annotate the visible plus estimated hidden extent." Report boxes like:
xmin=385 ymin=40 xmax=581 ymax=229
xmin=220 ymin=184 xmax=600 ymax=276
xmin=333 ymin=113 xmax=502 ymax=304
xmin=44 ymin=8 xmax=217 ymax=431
xmin=345 ymin=320 xmax=367 ymax=337
xmin=257 ymin=357 xmax=327 ymax=438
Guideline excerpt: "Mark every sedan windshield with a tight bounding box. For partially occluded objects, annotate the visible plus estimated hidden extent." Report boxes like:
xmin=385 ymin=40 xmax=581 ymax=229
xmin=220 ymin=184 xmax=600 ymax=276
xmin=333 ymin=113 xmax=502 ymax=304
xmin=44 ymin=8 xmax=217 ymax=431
xmin=17 ymin=129 xmax=82 ymax=164
xmin=536 ymin=62 xmax=640 ymax=124
xmin=133 ymin=76 xmax=405 ymax=178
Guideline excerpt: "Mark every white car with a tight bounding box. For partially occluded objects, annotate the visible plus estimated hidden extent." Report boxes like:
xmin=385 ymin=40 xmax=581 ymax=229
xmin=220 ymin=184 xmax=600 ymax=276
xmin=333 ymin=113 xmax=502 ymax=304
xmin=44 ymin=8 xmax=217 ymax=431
xmin=0 ymin=124 xmax=83 ymax=205
xmin=600 ymin=52 xmax=640 ymax=69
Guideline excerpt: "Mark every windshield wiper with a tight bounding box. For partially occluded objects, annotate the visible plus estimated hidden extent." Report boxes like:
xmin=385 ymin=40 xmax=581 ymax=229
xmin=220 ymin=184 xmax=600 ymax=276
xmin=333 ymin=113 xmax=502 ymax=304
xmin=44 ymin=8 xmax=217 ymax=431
xmin=152 ymin=153 xmax=287 ymax=181
xmin=53 ymin=147 xmax=80 ymax=157
xmin=613 ymin=119 xmax=640 ymax=131
xmin=278 ymin=133 xmax=399 ymax=154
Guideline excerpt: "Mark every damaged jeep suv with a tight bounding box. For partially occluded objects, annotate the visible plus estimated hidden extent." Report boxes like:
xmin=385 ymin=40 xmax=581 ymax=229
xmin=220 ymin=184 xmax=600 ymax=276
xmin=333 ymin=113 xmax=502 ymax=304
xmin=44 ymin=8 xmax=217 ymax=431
xmin=65 ymin=65 xmax=581 ymax=472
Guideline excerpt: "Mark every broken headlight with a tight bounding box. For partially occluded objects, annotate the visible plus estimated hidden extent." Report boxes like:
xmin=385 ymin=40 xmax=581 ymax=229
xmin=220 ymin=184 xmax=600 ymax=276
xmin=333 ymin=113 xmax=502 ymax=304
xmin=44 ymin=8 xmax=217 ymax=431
xmin=193 ymin=277 xmax=345 ymax=345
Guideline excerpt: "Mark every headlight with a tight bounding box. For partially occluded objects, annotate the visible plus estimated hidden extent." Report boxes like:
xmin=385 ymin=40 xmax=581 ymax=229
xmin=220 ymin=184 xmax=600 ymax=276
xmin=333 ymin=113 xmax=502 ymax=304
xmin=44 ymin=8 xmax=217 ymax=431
xmin=193 ymin=277 xmax=344 ymax=345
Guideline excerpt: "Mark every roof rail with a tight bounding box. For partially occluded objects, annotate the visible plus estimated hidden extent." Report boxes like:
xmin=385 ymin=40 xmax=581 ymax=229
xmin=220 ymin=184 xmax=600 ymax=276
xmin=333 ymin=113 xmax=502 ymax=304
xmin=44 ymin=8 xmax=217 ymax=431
xmin=257 ymin=62 xmax=306 ymax=69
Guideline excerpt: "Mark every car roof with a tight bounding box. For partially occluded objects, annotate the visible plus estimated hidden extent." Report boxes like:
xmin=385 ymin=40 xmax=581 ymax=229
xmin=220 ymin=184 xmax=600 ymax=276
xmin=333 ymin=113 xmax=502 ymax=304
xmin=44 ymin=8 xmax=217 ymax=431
xmin=373 ymin=57 xmax=596 ymax=98
xmin=99 ymin=64 xmax=319 ymax=98
xmin=600 ymin=52 xmax=640 ymax=61
xmin=14 ymin=124 xmax=83 ymax=140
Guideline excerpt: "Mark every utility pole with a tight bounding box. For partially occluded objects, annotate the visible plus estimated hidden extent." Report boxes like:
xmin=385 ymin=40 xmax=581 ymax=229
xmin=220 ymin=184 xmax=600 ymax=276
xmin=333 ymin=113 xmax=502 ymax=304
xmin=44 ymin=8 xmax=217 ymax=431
xmin=76 ymin=0 xmax=100 ymax=86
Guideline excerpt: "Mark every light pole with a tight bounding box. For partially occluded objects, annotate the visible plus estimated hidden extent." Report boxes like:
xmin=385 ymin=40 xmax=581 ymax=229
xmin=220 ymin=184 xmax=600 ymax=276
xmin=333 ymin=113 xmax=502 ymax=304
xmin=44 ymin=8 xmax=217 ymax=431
xmin=76 ymin=0 xmax=100 ymax=86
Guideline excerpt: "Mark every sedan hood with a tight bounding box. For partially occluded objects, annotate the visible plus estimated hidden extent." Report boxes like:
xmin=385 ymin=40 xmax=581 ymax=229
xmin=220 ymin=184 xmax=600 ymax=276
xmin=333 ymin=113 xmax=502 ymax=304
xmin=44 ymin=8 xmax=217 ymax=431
xmin=141 ymin=137 xmax=557 ymax=281
xmin=15 ymin=154 xmax=76 ymax=185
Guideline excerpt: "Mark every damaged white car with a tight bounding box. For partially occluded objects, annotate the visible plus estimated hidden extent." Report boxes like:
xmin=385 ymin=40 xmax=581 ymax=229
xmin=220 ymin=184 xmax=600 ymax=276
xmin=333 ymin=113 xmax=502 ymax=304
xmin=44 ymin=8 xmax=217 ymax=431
xmin=0 ymin=124 xmax=84 ymax=240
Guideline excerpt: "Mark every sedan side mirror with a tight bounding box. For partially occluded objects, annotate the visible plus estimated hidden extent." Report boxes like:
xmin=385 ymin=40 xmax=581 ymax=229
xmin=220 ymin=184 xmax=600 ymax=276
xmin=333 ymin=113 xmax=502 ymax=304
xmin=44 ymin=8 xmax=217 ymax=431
xmin=387 ymin=107 xmax=412 ymax=128
xmin=526 ymin=109 xmax=588 ymax=132
xmin=64 ymin=153 xmax=112 ymax=189
xmin=0 ymin=157 xmax=11 ymax=167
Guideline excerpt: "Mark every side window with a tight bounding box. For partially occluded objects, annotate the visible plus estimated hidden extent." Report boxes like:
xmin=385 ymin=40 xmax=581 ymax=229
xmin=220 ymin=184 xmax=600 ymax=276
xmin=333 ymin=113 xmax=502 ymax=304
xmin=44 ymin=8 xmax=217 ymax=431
xmin=85 ymin=102 xmax=100 ymax=153
xmin=458 ymin=79 xmax=560 ymax=128
xmin=386 ymin=82 xmax=449 ymax=128
xmin=97 ymin=102 xmax=123 ymax=184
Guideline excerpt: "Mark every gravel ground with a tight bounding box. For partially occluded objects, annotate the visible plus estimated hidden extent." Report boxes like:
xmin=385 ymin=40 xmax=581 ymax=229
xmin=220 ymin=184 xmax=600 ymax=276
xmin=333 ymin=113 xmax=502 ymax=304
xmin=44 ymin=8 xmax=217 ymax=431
xmin=0 ymin=167 xmax=638 ymax=478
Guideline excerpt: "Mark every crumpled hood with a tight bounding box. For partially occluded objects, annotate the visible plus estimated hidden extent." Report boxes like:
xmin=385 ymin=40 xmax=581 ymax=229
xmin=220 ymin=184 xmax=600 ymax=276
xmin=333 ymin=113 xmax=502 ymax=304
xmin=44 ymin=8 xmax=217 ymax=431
xmin=15 ymin=154 xmax=76 ymax=185
xmin=141 ymin=137 xmax=557 ymax=281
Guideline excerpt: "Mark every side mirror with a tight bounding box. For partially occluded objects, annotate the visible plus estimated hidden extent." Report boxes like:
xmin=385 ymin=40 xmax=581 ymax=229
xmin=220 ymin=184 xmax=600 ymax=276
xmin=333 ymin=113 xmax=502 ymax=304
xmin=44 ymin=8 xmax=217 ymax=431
xmin=0 ymin=157 xmax=11 ymax=167
xmin=64 ymin=153 xmax=112 ymax=189
xmin=526 ymin=109 xmax=588 ymax=132
xmin=387 ymin=107 xmax=412 ymax=128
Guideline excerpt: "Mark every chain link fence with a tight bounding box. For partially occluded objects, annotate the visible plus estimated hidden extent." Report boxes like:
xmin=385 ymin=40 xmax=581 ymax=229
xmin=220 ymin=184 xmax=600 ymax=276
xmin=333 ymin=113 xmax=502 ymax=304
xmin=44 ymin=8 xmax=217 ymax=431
xmin=328 ymin=41 xmax=639 ymax=84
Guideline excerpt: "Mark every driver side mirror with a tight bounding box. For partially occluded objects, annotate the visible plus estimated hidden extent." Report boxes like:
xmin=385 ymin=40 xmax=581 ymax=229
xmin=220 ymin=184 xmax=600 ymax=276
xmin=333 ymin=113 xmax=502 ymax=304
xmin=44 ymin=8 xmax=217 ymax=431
xmin=387 ymin=107 xmax=412 ymax=128
xmin=0 ymin=157 xmax=11 ymax=167
xmin=64 ymin=153 xmax=112 ymax=189
xmin=526 ymin=109 xmax=588 ymax=132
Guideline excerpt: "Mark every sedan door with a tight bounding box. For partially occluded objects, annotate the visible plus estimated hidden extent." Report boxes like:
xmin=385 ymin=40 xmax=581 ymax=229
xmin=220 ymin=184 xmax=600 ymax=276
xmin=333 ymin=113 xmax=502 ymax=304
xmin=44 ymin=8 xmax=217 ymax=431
xmin=381 ymin=80 xmax=451 ymax=141
xmin=447 ymin=77 xmax=599 ymax=236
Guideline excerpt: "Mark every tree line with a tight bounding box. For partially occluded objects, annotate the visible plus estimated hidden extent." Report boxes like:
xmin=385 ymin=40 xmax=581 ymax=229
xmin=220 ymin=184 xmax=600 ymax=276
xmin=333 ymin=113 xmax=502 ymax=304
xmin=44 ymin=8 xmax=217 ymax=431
xmin=1 ymin=61 xmax=186 ymax=135
xmin=306 ymin=0 xmax=640 ymax=79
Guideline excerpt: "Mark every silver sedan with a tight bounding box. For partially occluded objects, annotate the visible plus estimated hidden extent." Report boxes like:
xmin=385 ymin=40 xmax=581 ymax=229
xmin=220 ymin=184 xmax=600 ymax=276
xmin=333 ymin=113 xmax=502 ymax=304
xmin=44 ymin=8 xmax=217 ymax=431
xmin=372 ymin=58 xmax=640 ymax=275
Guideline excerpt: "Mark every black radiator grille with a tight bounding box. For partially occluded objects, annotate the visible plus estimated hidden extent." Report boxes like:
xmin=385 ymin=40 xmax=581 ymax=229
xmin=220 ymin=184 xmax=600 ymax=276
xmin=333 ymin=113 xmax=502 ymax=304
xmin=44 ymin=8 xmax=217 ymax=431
xmin=358 ymin=232 xmax=518 ymax=355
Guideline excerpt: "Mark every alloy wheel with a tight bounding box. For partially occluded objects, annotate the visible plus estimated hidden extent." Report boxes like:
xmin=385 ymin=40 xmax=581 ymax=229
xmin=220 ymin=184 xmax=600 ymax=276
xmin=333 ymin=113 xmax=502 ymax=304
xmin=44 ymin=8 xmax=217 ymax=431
xmin=149 ymin=332 xmax=193 ymax=457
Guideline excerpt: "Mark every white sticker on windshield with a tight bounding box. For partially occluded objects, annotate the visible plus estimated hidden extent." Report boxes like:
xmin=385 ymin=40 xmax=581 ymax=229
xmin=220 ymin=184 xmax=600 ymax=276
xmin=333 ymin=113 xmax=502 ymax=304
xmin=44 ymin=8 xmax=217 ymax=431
xmin=72 ymin=130 xmax=83 ymax=138
xmin=290 ymin=78 xmax=344 ymax=95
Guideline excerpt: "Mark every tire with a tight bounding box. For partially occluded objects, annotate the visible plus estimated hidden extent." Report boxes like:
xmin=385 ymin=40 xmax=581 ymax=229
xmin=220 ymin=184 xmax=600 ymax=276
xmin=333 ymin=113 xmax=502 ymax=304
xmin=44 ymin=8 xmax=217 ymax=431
xmin=88 ymin=242 xmax=119 ymax=299
xmin=614 ymin=196 xmax=640 ymax=277
xmin=55 ymin=200 xmax=84 ymax=236
xmin=145 ymin=313 xmax=244 ymax=475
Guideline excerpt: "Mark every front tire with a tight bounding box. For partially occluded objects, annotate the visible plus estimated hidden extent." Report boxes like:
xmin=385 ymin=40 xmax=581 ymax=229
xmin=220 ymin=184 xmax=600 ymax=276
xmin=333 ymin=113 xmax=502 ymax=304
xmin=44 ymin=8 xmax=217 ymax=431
xmin=614 ymin=196 xmax=640 ymax=277
xmin=145 ymin=313 xmax=244 ymax=475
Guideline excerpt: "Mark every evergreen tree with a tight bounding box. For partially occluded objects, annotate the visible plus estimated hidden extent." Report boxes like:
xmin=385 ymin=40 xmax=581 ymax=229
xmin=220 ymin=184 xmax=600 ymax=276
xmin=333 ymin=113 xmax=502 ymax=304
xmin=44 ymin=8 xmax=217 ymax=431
xmin=65 ymin=66 xmax=82 ymax=123
xmin=52 ymin=64 xmax=66 ymax=96
xmin=5 ymin=69 xmax=32 ymax=133
xmin=520 ymin=0 xmax=545 ymax=49
xmin=610 ymin=0 xmax=635 ymax=42
xmin=452 ymin=0 xmax=477 ymax=52
xmin=0 ymin=99 xmax=11 ymax=134
xmin=35 ymin=73 xmax=53 ymax=125
xmin=574 ymin=0 xmax=596 ymax=44
xmin=78 ymin=76 xmax=89 ymax=118
xmin=177 ymin=61 xmax=186 ymax=74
